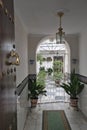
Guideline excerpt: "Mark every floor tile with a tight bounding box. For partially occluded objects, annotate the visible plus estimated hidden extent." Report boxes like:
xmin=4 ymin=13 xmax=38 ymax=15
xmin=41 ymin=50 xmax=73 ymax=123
xmin=24 ymin=103 xmax=87 ymax=130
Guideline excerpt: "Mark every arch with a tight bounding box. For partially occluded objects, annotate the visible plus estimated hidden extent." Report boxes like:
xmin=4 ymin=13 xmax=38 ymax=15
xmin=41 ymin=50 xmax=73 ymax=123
xmin=36 ymin=35 xmax=71 ymax=75
xmin=36 ymin=35 xmax=55 ymax=52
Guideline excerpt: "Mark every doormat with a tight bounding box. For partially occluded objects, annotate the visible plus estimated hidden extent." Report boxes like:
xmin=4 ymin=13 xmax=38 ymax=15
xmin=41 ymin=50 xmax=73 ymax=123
xmin=42 ymin=110 xmax=71 ymax=130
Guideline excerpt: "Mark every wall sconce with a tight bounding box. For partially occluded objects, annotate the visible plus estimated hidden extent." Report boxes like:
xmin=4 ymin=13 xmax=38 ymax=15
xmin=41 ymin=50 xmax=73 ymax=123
xmin=29 ymin=59 xmax=34 ymax=64
xmin=6 ymin=50 xmax=20 ymax=65
xmin=72 ymin=59 xmax=78 ymax=64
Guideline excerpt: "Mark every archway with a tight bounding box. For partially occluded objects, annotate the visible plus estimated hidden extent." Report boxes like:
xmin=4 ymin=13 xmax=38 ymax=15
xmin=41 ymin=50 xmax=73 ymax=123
xmin=36 ymin=36 xmax=70 ymax=103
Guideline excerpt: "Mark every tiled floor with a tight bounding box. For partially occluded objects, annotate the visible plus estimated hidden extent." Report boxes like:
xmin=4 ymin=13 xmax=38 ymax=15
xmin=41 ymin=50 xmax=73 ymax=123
xmin=24 ymin=102 xmax=87 ymax=130
xmin=24 ymin=76 xmax=87 ymax=130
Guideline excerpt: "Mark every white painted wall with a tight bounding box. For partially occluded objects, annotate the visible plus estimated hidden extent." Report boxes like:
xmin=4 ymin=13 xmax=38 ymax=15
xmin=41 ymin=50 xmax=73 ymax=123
xmin=14 ymin=13 xmax=28 ymax=130
xmin=28 ymin=34 xmax=79 ymax=74
xmin=79 ymin=29 xmax=87 ymax=116
xmin=28 ymin=34 xmax=45 ymax=74
xmin=17 ymin=85 xmax=28 ymax=130
xmin=15 ymin=14 xmax=28 ymax=86
xmin=65 ymin=34 xmax=79 ymax=73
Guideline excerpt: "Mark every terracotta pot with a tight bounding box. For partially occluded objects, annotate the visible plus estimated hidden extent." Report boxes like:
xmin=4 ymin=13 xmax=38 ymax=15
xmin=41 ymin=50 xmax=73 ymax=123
xmin=31 ymin=98 xmax=38 ymax=107
xmin=55 ymin=80 xmax=60 ymax=85
xmin=70 ymin=98 xmax=78 ymax=108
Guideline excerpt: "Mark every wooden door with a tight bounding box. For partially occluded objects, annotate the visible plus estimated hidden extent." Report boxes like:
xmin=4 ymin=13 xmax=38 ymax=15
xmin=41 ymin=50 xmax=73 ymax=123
xmin=0 ymin=0 xmax=17 ymax=130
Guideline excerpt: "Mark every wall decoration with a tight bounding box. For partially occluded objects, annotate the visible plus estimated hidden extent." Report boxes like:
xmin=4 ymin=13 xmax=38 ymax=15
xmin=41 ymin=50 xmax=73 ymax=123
xmin=0 ymin=0 xmax=14 ymax=23
xmin=11 ymin=68 xmax=13 ymax=73
xmin=0 ymin=0 xmax=3 ymax=8
xmin=6 ymin=50 xmax=20 ymax=66
xmin=72 ymin=59 xmax=78 ymax=64
xmin=14 ymin=67 xmax=16 ymax=72
xmin=29 ymin=59 xmax=34 ymax=64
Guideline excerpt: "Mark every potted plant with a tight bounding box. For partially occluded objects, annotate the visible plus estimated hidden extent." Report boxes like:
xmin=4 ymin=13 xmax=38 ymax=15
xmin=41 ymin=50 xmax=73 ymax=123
xmin=60 ymin=69 xmax=84 ymax=108
xmin=28 ymin=79 xmax=47 ymax=107
xmin=37 ymin=53 xmax=43 ymax=66
xmin=53 ymin=60 xmax=63 ymax=85
xmin=53 ymin=72 xmax=63 ymax=86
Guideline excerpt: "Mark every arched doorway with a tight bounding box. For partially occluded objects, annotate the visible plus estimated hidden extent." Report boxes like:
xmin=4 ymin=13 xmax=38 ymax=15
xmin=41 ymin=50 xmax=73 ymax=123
xmin=36 ymin=36 xmax=70 ymax=103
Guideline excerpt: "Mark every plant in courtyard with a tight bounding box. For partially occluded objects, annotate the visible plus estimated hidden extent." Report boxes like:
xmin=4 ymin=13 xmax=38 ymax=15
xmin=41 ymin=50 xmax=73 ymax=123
xmin=53 ymin=60 xmax=63 ymax=72
xmin=39 ymin=67 xmax=45 ymax=71
xmin=53 ymin=60 xmax=63 ymax=83
xmin=37 ymin=53 xmax=44 ymax=66
xmin=53 ymin=72 xmax=63 ymax=81
xmin=47 ymin=68 xmax=53 ymax=75
xmin=37 ymin=70 xmax=46 ymax=81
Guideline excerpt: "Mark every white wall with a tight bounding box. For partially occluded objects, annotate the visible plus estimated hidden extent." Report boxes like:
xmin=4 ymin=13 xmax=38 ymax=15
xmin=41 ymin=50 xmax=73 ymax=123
xmin=66 ymin=34 xmax=79 ymax=73
xmin=17 ymin=85 xmax=28 ymax=130
xmin=28 ymin=34 xmax=45 ymax=74
xmin=28 ymin=34 xmax=79 ymax=74
xmin=79 ymin=30 xmax=87 ymax=75
xmin=15 ymin=14 xmax=28 ymax=85
xmin=14 ymin=13 xmax=28 ymax=130
xmin=79 ymin=29 xmax=87 ymax=116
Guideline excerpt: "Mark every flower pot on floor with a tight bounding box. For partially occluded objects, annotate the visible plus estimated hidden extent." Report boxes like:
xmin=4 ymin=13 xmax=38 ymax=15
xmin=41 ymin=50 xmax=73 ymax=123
xmin=70 ymin=97 xmax=78 ymax=108
xmin=31 ymin=98 xmax=38 ymax=107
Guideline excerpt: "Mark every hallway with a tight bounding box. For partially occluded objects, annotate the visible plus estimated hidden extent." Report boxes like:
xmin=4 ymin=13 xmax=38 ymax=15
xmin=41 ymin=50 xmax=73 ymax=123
xmin=24 ymin=103 xmax=87 ymax=130
xmin=1 ymin=1 xmax=87 ymax=130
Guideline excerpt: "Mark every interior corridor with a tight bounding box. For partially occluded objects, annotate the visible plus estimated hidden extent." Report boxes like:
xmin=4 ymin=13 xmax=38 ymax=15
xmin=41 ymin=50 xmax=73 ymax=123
xmin=24 ymin=102 xmax=87 ymax=130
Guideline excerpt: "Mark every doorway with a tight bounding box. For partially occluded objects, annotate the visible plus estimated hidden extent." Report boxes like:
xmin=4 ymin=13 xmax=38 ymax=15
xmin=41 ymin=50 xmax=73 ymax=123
xmin=36 ymin=37 xmax=70 ymax=103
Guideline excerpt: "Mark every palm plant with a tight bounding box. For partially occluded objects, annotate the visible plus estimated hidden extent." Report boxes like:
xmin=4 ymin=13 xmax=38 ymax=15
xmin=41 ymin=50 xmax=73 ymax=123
xmin=60 ymin=69 xmax=84 ymax=99
xmin=28 ymin=74 xmax=47 ymax=107
xmin=60 ymin=69 xmax=84 ymax=108
xmin=28 ymin=79 xmax=47 ymax=99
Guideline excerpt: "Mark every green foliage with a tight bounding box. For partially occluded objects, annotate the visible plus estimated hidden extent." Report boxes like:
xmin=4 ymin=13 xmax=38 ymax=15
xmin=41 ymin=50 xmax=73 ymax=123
xmin=47 ymin=57 xmax=52 ymax=62
xmin=53 ymin=72 xmax=63 ymax=80
xmin=37 ymin=70 xmax=46 ymax=87
xmin=28 ymin=80 xmax=38 ymax=99
xmin=53 ymin=60 xmax=63 ymax=81
xmin=28 ymin=70 xmax=47 ymax=99
xmin=47 ymin=68 xmax=53 ymax=75
xmin=28 ymin=79 xmax=47 ymax=99
xmin=37 ymin=70 xmax=46 ymax=80
xmin=39 ymin=67 xmax=45 ymax=71
xmin=60 ymin=69 xmax=84 ymax=98
xmin=53 ymin=60 xmax=63 ymax=72
xmin=37 ymin=53 xmax=43 ymax=65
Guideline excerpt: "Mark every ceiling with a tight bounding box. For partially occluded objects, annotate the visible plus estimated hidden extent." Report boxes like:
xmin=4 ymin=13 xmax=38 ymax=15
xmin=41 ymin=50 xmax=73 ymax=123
xmin=14 ymin=0 xmax=87 ymax=35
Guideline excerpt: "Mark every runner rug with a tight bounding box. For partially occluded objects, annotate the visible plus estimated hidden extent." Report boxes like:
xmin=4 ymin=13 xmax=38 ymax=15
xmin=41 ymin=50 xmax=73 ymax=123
xmin=42 ymin=110 xmax=71 ymax=130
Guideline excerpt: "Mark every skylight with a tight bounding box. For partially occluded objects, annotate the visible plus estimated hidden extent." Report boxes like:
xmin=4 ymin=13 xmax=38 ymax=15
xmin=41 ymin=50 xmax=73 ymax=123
xmin=37 ymin=39 xmax=66 ymax=52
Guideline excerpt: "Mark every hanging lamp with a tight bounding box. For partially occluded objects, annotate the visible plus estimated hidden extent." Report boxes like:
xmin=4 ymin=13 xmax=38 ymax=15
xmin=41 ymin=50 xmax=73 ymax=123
xmin=56 ymin=11 xmax=65 ymax=44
